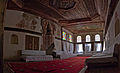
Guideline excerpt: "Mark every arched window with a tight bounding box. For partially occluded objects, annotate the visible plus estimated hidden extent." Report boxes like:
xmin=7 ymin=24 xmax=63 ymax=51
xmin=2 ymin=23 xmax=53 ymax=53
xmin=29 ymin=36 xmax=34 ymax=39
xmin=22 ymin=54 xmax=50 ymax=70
xmin=77 ymin=36 xmax=82 ymax=42
xmin=86 ymin=35 xmax=91 ymax=42
xmin=62 ymin=32 xmax=66 ymax=40
xmin=69 ymin=35 xmax=72 ymax=42
xmin=95 ymin=34 xmax=100 ymax=41
xmin=11 ymin=34 xmax=18 ymax=44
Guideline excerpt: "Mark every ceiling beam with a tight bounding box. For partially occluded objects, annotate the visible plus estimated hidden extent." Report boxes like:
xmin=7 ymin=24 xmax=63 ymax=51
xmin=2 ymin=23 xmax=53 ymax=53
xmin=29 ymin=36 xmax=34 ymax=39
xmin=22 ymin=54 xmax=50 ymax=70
xmin=35 ymin=0 xmax=66 ymax=20
xmin=23 ymin=7 xmax=59 ymax=23
xmin=24 ymin=8 xmax=59 ymax=23
xmin=94 ymin=0 xmax=108 ymax=21
xmin=24 ymin=0 xmax=64 ymax=20
xmin=73 ymin=29 xmax=103 ymax=33
xmin=59 ymin=13 xmax=100 ymax=24
xmin=64 ymin=27 xmax=103 ymax=34
xmin=63 ymin=27 xmax=75 ymax=34
xmin=59 ymin=17 xmax=91 ymax=24
xmin=62 ymin=21 xmax=104 ymax=27
xmin=7 ymin=0 xmax=63 ymax=23
xmin=91 ymin=13 xmax=100 ymax=20
xmin=11 ymin=0 xmax=24 ymax=8
xmin=84 ymin=0 xmax=98 ymax=17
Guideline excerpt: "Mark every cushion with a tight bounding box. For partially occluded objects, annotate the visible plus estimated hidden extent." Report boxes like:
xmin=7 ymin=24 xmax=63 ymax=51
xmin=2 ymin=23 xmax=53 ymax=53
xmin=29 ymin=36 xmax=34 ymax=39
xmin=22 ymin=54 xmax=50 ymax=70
xmin=21 ymin=50 xmax=46 ymax=56
xmin=86 ymin=56 xmax=117 ymax=64
xmin=92 ymin=53 xmax=112 ymax=57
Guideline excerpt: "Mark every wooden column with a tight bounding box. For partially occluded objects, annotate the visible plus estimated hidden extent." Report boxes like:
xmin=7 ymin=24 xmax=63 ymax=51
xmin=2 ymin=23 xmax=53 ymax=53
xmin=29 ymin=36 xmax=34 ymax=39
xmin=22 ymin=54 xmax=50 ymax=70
xmin=73 ymin=35 xmax=77 ymax=53
xmin=0 ymin=0 xmax=8 ymax=72
xmin=91 ymin=42 xmax=94 ymax=51
xmin=101 ymin=41 xmax=104 ymax=51
xmin=61 ymin=27 xmax=63 ymax=51
xmin=82 ymin=35 xmax=86 ymax=53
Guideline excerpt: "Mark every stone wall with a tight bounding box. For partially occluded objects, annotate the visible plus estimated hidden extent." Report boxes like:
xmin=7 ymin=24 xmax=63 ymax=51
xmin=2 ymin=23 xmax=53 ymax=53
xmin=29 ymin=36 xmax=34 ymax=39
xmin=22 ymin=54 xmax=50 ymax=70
xmin=3 ymin=9 xmax=75 ymax=60
xmin=105 ymin=0 xmax=120 ymax=65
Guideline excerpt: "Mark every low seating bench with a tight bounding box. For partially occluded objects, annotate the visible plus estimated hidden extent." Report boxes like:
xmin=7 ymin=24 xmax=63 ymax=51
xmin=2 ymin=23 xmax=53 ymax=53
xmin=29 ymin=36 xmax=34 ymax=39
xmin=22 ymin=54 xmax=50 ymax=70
xmin=53 ymin=51 xmax=78 ymax=59
xmin=85 ymin=44 xmax=120 ymax=67
xmin=21 ymin=50 xmax=53 ymax=62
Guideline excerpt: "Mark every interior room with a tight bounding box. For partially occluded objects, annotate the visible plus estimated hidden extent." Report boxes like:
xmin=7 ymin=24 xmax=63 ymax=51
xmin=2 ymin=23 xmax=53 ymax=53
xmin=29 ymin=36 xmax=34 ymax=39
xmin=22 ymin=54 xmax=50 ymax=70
xmin=0 ymin=0 xmax=120 ymax=73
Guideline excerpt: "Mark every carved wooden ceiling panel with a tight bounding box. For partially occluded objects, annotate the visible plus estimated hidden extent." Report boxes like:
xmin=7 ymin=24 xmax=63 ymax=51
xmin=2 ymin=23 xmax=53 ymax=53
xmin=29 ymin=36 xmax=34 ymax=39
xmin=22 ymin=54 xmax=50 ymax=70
xmin=67 ymin=23 xmax=103 ymax=30
xmin=7 ymin=0 xmax=108 ymax=34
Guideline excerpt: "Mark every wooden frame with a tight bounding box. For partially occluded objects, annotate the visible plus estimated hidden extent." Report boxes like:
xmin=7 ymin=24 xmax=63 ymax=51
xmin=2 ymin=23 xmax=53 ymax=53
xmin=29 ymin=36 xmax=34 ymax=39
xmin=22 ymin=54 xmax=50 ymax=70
xmin=25 ymin=35 xmax=39 ymax=50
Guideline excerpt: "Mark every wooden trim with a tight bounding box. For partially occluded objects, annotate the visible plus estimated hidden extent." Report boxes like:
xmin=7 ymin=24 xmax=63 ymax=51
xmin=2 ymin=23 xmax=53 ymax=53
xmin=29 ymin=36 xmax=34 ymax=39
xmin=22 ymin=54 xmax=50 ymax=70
xmin=59 ymin=17 xmax=91 ymax=24
xmin=4 ymin=27 xmax=42 ymax=36
xmin=76 ymin=41 xmax=103 ymax=44
xmin=62 ymin=21 xmax=104 ymax=27
xmin=73 ymin=29 xmax=103 ymax=34
xmin=25 ymin=35 xmax=39 ymax=50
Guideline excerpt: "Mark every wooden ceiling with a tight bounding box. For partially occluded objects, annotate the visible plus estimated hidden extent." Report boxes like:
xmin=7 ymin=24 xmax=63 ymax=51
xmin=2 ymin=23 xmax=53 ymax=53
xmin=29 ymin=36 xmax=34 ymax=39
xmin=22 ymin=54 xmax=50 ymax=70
xmin=7 ymin=0 xmax=108 ymax=34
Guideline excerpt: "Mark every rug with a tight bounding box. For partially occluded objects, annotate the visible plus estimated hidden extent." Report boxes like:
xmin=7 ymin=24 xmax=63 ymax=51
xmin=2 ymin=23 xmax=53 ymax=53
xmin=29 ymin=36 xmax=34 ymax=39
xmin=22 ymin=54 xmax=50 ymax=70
xmin=7 ymin=56 xmax=89 ymax=73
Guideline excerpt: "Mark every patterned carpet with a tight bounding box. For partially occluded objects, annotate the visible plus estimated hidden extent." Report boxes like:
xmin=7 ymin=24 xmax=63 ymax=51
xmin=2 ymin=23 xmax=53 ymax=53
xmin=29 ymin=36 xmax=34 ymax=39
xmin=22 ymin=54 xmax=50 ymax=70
xmin=7 ymin=56 xmax=89 ymax=73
